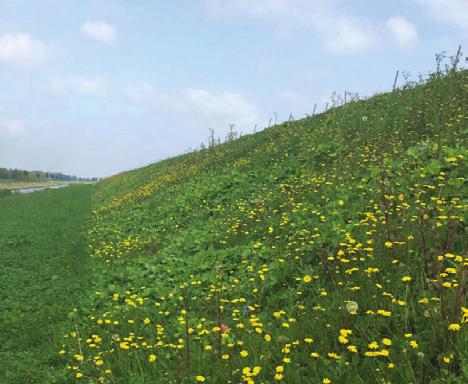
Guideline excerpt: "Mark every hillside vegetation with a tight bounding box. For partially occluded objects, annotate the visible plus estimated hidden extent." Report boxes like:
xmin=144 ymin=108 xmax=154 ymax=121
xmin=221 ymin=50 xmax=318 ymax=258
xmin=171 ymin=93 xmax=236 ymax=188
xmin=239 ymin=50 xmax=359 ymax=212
xmin=62 ymin=69 xmax=466 ymax=383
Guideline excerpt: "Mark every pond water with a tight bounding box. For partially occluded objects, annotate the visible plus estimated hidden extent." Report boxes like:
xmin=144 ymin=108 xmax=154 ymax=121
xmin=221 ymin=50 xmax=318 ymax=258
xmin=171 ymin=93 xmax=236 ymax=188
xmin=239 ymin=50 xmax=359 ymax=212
xmin=12 ymin=184 xmax=69 ymax=194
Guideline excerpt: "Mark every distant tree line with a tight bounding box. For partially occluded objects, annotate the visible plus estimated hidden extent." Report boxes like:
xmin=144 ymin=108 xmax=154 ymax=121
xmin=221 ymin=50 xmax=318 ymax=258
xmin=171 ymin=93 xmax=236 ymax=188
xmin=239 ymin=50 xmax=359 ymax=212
xmin=0 ymin=167 xmax=99 ymax=182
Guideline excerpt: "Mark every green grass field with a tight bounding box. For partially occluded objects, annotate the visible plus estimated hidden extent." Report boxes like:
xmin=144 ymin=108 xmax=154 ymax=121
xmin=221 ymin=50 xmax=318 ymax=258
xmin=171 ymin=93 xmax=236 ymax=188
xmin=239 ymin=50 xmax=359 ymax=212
xmin=0 ymin=185 xmax=93 ymax=384
xmin=1 ymin=69 xmax=466 ymax=383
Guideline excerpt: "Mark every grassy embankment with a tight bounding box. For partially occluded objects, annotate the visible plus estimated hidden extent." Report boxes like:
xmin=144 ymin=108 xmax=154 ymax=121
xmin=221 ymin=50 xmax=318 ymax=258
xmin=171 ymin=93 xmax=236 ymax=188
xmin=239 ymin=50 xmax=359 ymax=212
xmin=59 ymin=69 xmax=467 ymax=383
xmin=0 ymin=185 xmax=93 ymax=384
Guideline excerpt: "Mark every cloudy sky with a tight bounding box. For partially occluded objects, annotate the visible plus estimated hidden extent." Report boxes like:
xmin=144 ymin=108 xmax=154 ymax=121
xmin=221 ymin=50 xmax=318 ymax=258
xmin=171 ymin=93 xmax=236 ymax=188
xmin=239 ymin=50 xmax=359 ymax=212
xmin=0 ymin=0 xmax=466 ymax=177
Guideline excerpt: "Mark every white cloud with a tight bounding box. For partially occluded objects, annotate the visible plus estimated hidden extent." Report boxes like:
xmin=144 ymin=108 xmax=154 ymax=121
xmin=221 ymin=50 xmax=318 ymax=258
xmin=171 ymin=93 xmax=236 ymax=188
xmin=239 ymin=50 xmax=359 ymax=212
xmin=124 ymin=82 xmax=258 ymax=126
xmin=324 ymin=17 xmax=376 ymax=53
xmin=0 ymin=33 xmax=48 ymax=66
xmin=415 ymin=0 xmax=468 ymax=30
xmin=0 ymin=119 xmax=26 ymax=138
xmin=205 ymin=0 xmax=419 ymax=53
xmin=205 ymin=0 xmax=375 ymax=52
xmin=386 ymin=17 xmax=418 ymax=49
xmin=80 ymin=21 xmax=117 ymax=43
xmin=206 ymin=0 xmax=294 ymax=19
xmin=181 ymin=88 xmax=258 ymax=124
xmin=50 ymin=76 xmax=107 ymax=96
xmin=124 ymin=82 xmax=156 ymax=102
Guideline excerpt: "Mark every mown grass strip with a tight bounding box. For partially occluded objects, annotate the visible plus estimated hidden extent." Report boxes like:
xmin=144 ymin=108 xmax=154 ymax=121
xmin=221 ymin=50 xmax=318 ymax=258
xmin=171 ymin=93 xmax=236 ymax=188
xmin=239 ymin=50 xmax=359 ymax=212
xmin=0 ymin=184 xmax=93 ymax=384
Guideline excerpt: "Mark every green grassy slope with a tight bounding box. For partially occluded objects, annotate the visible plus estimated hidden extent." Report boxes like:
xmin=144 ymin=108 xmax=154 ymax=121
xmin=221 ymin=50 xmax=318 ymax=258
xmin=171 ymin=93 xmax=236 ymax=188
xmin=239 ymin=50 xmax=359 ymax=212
xmin=0 ymin=185 xmax=93 ymax=384
xmin=64 ymin=71 xmax=466 ymax=383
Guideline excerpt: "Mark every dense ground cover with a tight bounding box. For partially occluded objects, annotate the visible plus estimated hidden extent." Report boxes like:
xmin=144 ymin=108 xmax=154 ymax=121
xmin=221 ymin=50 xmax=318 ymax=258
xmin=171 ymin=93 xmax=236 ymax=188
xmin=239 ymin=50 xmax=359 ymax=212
xmin=0 ymin=185 xmax=93 ymax=383
xmin=60 ymin=70 xmax=467 ymax=383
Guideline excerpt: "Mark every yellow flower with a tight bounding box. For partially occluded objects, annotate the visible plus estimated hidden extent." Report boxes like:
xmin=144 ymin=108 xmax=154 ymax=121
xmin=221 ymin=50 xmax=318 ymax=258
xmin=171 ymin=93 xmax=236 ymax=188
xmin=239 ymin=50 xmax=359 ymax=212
xmin=448 ymin=323 xmax=460 ymax=331
xmin=240 ymin=350 xmax=249 ymax=357
xmin=338 ymin=335 xmax=348 ymax=344
xmin=368 ymin=342 xmax=379 ymax=350
xmin=347 ymin=345 xmax=358 ymax=353
xmin=384 ymin=241 xmax=393 ymax=248
xmin=409 ymin=340 xmax=418 ymax=348
xmin=310 ymin=352 xmax=319 ymax=358
xmin=74 ymin=354 xmax=84 ymax=361
xmin=402 ymin=276 xmax=412 ymax=282
xmin=143 ymin=318 xmax=151 ymax=325
xmin=339 ymin=329 xmax=352 ymax=336
xmin=303 ymin=275 xmax=312 ymax=283
xmin=75 ymin=372 xmax=83 ymax=378
xmin=276 ymin=366 xmax=284 ymax=373
xmin=148 ymin=354 xmax=157 ymax=362
xmin=418 ymin=298 xmax=429 ymax=304
xmin=274 ymin=373 xmax=284 ymax=381
xmin=323 ymin=379 xmax=331 ymax=384
xmin=379 ymin=349 xmax=389 ymax=357
xmin=382 ymin=338 xmax=392 ymax=346
xmin=120 ymin=341 xmax=130 ymax=349
xmin=377 ymin=309 xmax=392 ymax=317
xmin=195 ymin=376 xmax=206 ymax=382
xmin=338 ymin=200 xmax=344 ymax=206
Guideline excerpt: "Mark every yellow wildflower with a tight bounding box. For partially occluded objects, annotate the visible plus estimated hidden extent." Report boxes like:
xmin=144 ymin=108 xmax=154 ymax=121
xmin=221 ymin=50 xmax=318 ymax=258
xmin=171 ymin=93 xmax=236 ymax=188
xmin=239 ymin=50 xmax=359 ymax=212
xmin=448 ymin=323 xmax=460 ymax=331
xmin=148 ymin=354 xmax=157 ymax=362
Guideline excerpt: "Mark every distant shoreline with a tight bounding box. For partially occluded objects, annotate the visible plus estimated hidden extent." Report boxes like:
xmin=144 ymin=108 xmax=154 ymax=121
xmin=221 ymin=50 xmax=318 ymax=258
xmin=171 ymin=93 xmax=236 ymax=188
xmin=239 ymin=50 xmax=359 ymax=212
xmin=0 ymin=180 xmax=91 ymax=191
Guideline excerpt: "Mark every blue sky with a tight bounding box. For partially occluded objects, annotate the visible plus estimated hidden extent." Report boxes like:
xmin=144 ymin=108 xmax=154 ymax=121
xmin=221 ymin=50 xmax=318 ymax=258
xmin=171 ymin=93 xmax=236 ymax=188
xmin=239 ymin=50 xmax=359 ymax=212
xmin=0 ymin=0 xmax=466 ymax=177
